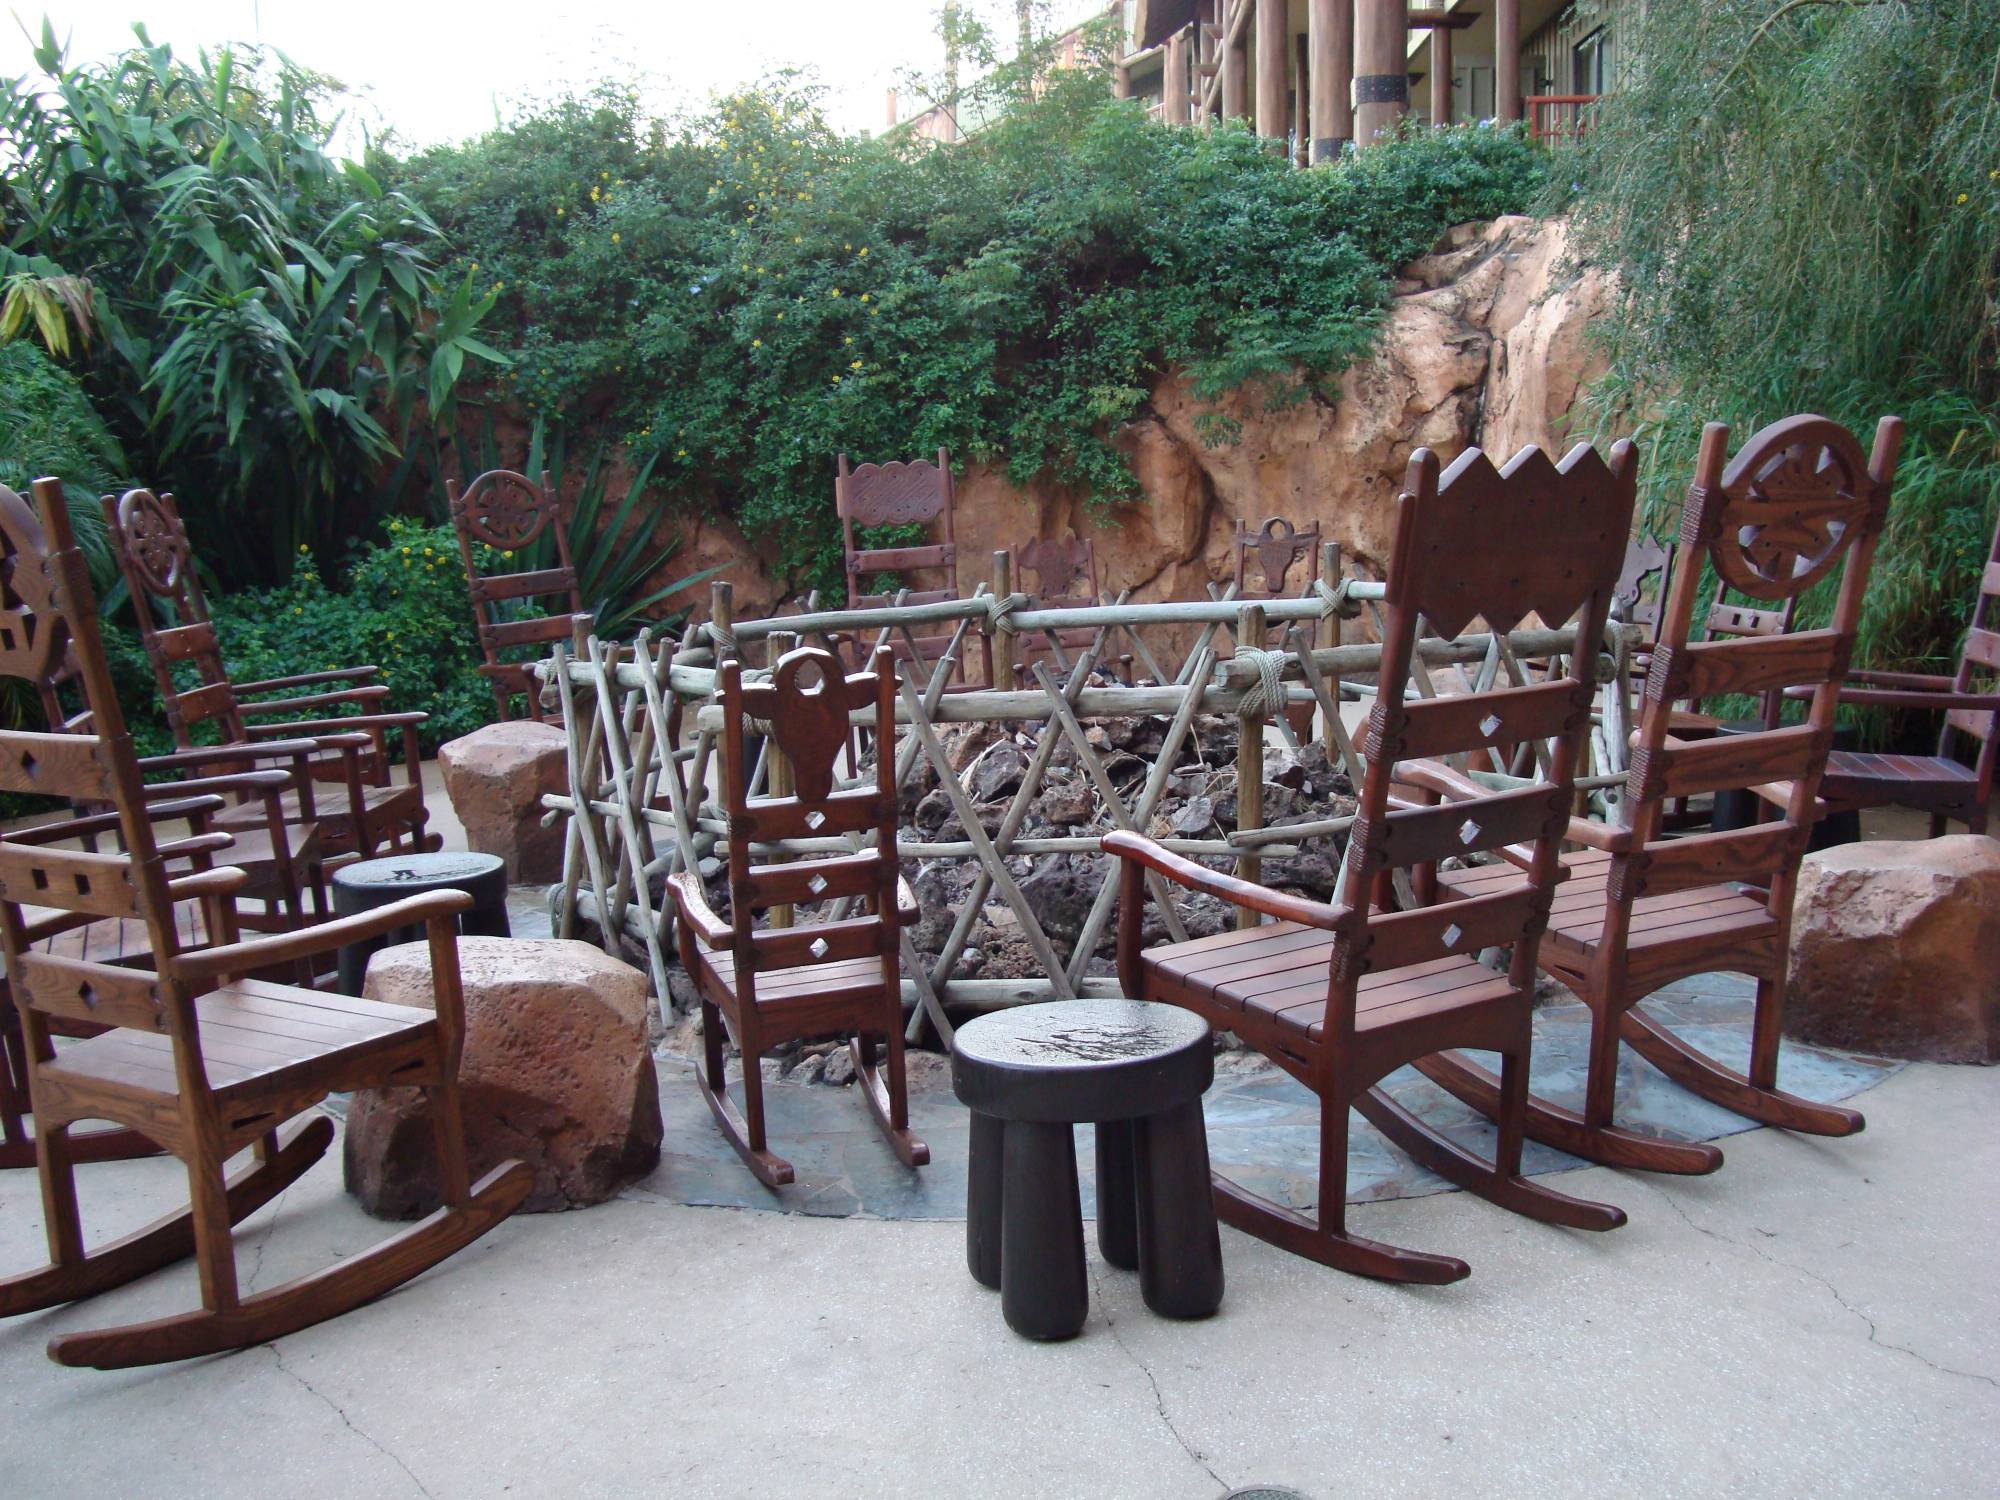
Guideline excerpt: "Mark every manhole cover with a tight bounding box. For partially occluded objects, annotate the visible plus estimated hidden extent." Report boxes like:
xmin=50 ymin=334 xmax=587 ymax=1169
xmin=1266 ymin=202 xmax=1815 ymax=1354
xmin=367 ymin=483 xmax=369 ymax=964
xmin=1224 ymin=1489 xmax=1311 ymax=1500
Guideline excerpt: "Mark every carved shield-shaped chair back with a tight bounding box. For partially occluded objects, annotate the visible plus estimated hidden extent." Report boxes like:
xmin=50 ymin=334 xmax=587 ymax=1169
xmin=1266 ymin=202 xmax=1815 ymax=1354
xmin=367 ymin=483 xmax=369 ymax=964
xmin=1232 ymin=517 xmax=1321 ymax=599
xmin=446 ymin=468 xmax=586 ymax=722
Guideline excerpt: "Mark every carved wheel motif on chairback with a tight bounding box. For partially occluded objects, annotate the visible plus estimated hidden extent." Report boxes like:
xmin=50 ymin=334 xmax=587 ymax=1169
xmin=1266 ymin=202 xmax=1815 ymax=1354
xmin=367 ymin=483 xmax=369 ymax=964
xmin=456 ymin=471 xmax=554 ymax=552
xmin=0 ymin=485 xmax=63 ymax=681
xmin=1710 ymin=417 xmax=1876 ymax=602
xmin=117 ymin=489 xmax=189 ymax=600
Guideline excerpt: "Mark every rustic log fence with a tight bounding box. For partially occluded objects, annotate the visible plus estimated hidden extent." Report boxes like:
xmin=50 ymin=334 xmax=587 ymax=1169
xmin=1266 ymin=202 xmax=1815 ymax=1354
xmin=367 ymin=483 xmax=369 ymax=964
xmin=540 ymin=551 xmax=1637 ymax=1045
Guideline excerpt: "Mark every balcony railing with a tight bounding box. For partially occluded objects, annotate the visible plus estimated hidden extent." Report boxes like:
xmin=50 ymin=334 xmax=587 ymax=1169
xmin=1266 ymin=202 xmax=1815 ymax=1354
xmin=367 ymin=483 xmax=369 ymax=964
xmin=1526 ymin=94 xmax=1599 ymax=143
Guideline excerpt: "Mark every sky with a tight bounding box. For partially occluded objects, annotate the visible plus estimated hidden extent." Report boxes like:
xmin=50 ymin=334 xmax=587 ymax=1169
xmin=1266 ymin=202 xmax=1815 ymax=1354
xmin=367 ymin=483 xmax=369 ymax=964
xmin=0 ymin=1 xmax=1109 ymax=148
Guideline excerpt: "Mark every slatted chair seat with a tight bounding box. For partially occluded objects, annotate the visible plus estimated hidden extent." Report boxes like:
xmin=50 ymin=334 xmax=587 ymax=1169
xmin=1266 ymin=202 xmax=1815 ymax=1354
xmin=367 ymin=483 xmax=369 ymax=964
xmin=1142 ymin=928 xmax=1517 ymax=1045
xmin=43 ymin=980 xmax=438 ymax=1116
xmin=696 ymin=948 xmax=891 ymax=1019
xmin=1820 ymin=748 xmax=1984 ymax=822
xmin=213 ymin=783 xmax=415 ymax=844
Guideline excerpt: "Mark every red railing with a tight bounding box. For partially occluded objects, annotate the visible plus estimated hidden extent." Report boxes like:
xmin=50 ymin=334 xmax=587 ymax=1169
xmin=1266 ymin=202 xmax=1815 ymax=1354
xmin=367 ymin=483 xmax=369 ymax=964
xmin=1526 ymin=94 xmax=1599 ymax=143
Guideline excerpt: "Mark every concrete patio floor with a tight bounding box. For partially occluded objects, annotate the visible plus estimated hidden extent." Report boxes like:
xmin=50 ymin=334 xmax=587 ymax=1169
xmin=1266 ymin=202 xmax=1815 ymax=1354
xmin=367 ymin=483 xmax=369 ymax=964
xmin=2 ymin=1061 xmax=1996 ymax=1498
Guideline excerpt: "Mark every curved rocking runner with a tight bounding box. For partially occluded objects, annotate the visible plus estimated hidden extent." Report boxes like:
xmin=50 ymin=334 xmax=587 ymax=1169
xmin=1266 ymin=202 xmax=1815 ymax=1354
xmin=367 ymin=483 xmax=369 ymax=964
xmin=0 ymin=477 xmax=531 ymax=1369
xmin=1113 ymin=437 xmax=1639 ymax=1282
xmin=1419 ymin=413 xmax=1903 ymax=1169
xmin=670 ymin=644 xmax=928 ymax=1188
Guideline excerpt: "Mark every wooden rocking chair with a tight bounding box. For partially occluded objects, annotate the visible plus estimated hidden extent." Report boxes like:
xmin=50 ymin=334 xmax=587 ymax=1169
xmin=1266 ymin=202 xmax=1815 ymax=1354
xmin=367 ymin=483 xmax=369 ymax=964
xmin=0 ymin=483 xmax=331 ymax=1172
xmin=835 ymin=450 xmax=990 ymax=689
xmin=1233 ymin=517 xmax=1323 ymax=737
xmin=1008 ymin=534 xmax=1103 ymax=680
xmin=0 ymin=478 xmax=531 ymax=1369
xmin=447 ymin=468 xmax=592 ymax=723
xmin=102 ymin=487 xmax=440 ymax=860
xmin=668 ymin=645 xmax=928 ymax=1188
xmin=1109 ymin=440 xmax=1637 ymax=1282
xmin=1811 ymin=502 xmax=2000 ymax=835
xmin=1417 ymin=414 xmax=1902 ymax=1173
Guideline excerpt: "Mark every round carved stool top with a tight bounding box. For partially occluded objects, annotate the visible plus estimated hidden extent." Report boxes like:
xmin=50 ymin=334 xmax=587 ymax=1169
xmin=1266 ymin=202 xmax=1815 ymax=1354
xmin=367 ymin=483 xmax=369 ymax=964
xmin=331 ymin=852 xmax=508 ymax=910
xmin=951 ymin=999 xmax=1212 ymax=1124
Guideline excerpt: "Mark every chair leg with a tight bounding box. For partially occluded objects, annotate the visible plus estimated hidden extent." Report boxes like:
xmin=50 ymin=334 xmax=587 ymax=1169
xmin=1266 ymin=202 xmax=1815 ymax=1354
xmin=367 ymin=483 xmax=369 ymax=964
xmin=692 ymin=1007 xmax=795 ymax=1189
xmin=1619 ymin=1007 xmax=1864 ymax=1137
xmin=851 ymin=1028 xmax=929 ymax=1170
xmin=427 ymin=1074 xmax=474 ymax=1210
xmin=1414 ymin=1050 xmax=1724 ymax=1175
xmin=1 ymin=1118 xmax=331 ymax=1320
xmin=1210 ymin=1090 xmax=1470 ymax=1285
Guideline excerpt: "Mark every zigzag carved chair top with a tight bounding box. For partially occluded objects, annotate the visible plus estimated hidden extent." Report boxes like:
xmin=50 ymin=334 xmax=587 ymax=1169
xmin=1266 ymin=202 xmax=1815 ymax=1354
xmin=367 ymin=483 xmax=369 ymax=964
xmin=1423 ymin=412 xmax=1904 ymax=1173
xmin=834 ymin=450 xmax=988 ymax=688
xmin=0 ymin=476 xmax=531 ymax=1368
xmin=1110 ymin=439 xmax=1638 ymax=1284
xmin=447 ymin=468 xmax=589 ymax=722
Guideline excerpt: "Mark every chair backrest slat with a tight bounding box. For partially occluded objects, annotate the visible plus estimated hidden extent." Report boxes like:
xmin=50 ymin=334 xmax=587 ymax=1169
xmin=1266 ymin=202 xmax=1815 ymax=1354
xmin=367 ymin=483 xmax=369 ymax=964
xmin=0 ymin=843 xmax=146 ymax=920
xmin=12 ymin=952 xmax=167 ymax=1033
xmin=836 ymin=450 xmax=958 ymax=604
xmin=1613 ymin=413 xmax=1901 ymax=905
xmin=1329 ymin=439 xmax=1637 ymax=1027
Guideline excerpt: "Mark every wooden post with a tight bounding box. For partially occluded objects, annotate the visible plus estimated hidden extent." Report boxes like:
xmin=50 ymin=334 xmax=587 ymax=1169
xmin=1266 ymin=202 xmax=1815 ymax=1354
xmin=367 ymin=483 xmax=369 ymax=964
xmin=766 ymin=630 xmax=797 ymax=928
xmin=1309 ymin=0 xmax=1354 ymax=162
xmin=1495 ymin=0 xmax=1522 ymax=124
xmin=1163 ymin=30 xmax=1190 ymax=122
xmin=1234 ymin=603 xmax=1266 ymax=928
xmin=1294 ymin=32 xmax=1311 ymax=165
xmin=1255 ymin=0 xmax=1288 ymax=143
xmin=708 ymin=580 xmax=735 ymax=664
xmin=1222 ymin=0 xmax=1250 ymax=121
xmin=1429 ymin=20 xmax=1453 ymax=126
xmin=1354 ymin=0 xmax=1408 ymax=144
xmin=992 ymin=550 xmax=1017 ymax=691
xmin=1319 ymin=542 xmax=1345 ymax=762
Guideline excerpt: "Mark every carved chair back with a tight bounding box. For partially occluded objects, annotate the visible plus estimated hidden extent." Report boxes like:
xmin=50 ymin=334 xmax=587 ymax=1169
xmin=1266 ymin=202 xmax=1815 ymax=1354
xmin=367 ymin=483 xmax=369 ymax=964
xmin=1613 ymin=533 xmax=1673 ymax=642
xmin=446 ymin=468 xmax=587 ymax=722
xmin=0 ymin=479 xmax=226 ymax=1070
xmin=99 ymin=487 xmax=255 ymax=749
xmin=1232 ymin=517 xmax=1321 ymax=598
xmin=836 ymin=449 xmax=958 ymax=607
xmin=717 ymin=646 xmax=901 ymax=1007
xmin=0 ymin=485 xmax=89 ymax=738
xmin=1934 ymin=505 xmax=2000 ymax=774
xmin=1337 ymin=442 xmax=1636 ymax=1035
xmin=1613 ymin=414 xmax=1901 ymax=915
xmin=1014 ymin=534 xmax=1100 ymax=607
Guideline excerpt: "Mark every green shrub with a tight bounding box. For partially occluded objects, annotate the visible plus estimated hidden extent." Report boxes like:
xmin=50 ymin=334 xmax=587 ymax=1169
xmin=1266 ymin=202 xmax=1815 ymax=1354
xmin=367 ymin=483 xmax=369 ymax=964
xmin=1565 ymin=0 xmax=2000 ymax=712
xmin=0 ymin=339 xmax=125 ymax=582
xmin=395 ymin=79 xmax=1549 ymax=596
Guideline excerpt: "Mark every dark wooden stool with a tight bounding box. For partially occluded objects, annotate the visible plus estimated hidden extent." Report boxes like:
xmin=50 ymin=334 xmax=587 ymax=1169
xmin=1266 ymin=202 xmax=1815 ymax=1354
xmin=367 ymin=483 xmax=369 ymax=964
xmin=332 ymin=851 xmax=512 ymax=993
xmin=951 ymin=999 xmax=1223 ymax=1341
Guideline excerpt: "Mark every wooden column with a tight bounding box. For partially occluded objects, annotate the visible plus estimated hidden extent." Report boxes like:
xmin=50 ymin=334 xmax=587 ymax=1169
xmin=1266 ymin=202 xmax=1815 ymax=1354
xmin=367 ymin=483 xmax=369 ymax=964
xmin=1309 ymin=0 xmax=1354 ymax=161
xmin=1222 ymin=1 xmax=1250 ymax=121
xmin=1353 ymin=0 xmax=1408 ymax=144
xmin=1164 ymin=29 xmax=1192 ymax=123
xmin=1294 ymin=32 xmax=1311 ymax=164
xmin=1255 ymin=0 xmax=1288 ymax=142
xmin=992 ymin=551 xmax=1018 ymax=690
xmin=766 ymin=630 xmax=797 ymax=929
xmin=1429 ymin=21 xmax=1453 ymax=126
xmin=1495 ymin=0 xmax=1522 ymax=123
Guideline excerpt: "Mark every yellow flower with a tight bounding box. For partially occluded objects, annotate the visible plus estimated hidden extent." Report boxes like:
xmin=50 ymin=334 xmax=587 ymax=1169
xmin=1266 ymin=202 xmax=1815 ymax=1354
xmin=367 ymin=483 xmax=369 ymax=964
xmin=859 ymin=247 xmax=869 ymax=257
xmin=299 ymin=543 xmax=310 ymax=552
xmin=850 ymin=359 xmax=863 ymax=371
xmin=830 ymin=287 xmax=842 ymax=298
xmin=870 ymin=309 xmax=878 ymax=317
xmin=601 ymin=170 xmax=610 ymax=179
xmin=793 ymin=235 xmax=802 ymax=244
xmin=757 ymin=266 xmax=766 ymax=274
xmin=611 ymin=232 xmax=621 ymax=243
xmin=556 ymin=205 xmax=565 ymax=216
xmin=776 ymin=312 xmax=785 ymax=321
xmin=844 ymin=336 xmax=853 ymax=345
xmin=590 ymin=185 xmax=600 ymax=201
xmin=844 ymin=242 xmax=852 ymax=251
xmin=677 ymin=447 xmax=688 ymax=457
xmin=859 ymin=293 xmax=870 ymax=303
xmin=402 ymin=548 xmax=411 ymax=556
xmin=831 ymin=375 xmax=842 ymax=385
xmin=386 ymin=631 xmax=395 ymax=641
xmin=469 ymin=262 xmax=478 ymax=273
xmin=293 ymin=606 xmax=303 ymax=616
xmin=797 ymin=191 xmax=807 ymax=200
xmin=424 ymin=547 xmax=434 ymax=556
xmin=1958 ymin=192 xmax=1971 ymax=204
xmin=752 ymin=338 xmax=763 ymax=348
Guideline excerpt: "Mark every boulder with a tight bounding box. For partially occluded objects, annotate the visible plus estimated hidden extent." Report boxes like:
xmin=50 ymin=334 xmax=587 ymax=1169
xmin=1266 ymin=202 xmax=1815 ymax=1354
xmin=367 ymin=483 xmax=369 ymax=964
xmin=344 ymin=937 xmax=663 ymax=1215
xmin=1788 ymin=836 xmax=2000 ymax=1064
xmin=438 ymin=721 xmax=569 ymax=883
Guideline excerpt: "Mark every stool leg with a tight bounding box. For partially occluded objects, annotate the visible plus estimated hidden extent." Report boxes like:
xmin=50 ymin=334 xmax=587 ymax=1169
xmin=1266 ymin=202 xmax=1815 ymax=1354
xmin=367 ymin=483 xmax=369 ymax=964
xmin=1000 ymin=1120 xmax=1088 ymax=1341
xmin=464 ymin=893 xmax=512 ymax=940
xmin=337 ymin=935 xmax=380 ymax=997
xmin=967 ymin=1111 xmax=1004 ymax=1290
xmin=1093 ymin=1119 xmax=1140 ymax=1271
xmin=1136 ymin=1101 xmax=1224 ymax=1320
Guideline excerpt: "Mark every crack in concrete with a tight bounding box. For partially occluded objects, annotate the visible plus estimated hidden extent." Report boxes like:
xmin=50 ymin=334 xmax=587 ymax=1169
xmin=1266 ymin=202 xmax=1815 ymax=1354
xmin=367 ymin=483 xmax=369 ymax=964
xmin=268 ymin=1345 xmax=436 ymax=1498
xmin=243 ymin=1179 xmax=294 ymax=1296
xmin=1087 ymin=1262 xmax=1227 ymax=1492
xmin=1642 ymin=1182 xmax=1999 ymax=1391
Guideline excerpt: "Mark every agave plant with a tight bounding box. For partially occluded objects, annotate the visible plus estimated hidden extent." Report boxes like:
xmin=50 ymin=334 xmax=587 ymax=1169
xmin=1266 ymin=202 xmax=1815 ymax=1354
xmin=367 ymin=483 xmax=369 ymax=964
xmin=454 ymin=412 xmax=723 ymax=638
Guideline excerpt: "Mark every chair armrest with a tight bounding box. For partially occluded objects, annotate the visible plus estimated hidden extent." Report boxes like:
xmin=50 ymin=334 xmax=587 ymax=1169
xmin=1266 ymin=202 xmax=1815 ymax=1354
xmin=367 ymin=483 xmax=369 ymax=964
xmin=137 ymin=739 xmax=322 ymax=772
xmin=1564 ymin=816 xmax=1633 ymax=854
xmin=1102 ymin=830 xmax=1347 ymax=931
xmin=1798 ymin=685 xmax=2000 ymax=710
xmin=3 ymin=796 xmax=230 ymax=846
xmin=233 ymin=666 xmax=380 ymax=694
xmin=166 ymin=865 xmax=249 ymax=904
xmin=667 ymin=871 xmax=732 ymax=948
xmin=1749 ymin=780 xmax=1829 ymax=819
xmin=1395 ymin=759 xmax=1491 ymax=805
xmin=156 ymin=832 xmax=241 ymax=862
xmin=896 ymin=875 xmax=920 ymax=924
xmin=170 ymin=889 xmax=473 ymax=984
xmin=236 ymin=685 xmax=392 ymax=718
xmin=242 ymin=711 xmax=427 ymax=737
xmin=1842 ymin=669 xmax=1957 ymax=690
xmin=161 ymin=770 xmax=295 ymax=800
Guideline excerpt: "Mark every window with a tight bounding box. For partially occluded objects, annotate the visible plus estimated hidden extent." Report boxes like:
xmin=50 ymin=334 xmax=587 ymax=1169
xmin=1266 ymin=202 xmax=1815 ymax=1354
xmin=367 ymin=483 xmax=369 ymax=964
xmin=1573 ymin=27 xmax=1610 ymax=95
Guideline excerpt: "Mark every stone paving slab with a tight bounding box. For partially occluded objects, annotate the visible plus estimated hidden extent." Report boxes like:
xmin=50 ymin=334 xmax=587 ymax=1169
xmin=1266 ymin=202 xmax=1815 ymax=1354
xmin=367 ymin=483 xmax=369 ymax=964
xmin=630 ymin=977 xmax=1897 ymax=1220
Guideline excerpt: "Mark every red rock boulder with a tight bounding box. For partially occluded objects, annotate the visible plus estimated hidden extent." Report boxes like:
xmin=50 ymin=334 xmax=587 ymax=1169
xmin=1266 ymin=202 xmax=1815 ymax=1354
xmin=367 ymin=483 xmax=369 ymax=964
xmin=1788 ymin=836 xmax=2000 ymax=1064
xmin=344 ymin=937 xmax=663 ymax=1214
xmin=438 ymin=721 xmax=569 ymax=883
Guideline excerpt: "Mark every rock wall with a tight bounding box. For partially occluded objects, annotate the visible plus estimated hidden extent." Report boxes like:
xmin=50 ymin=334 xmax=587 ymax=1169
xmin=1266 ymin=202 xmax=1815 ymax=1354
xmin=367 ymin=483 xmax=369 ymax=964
xmin=675 ymin=214 xmax=1609 ymax=626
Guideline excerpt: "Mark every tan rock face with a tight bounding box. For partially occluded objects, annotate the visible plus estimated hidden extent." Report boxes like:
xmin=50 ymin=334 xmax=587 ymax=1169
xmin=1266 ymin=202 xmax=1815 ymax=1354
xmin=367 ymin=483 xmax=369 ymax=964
xmin=344 ymin=937 xmax=664 ymax=1214
xmin=1789 ymin=836 xmax=2000 ymax=1064
xmin=438 ymin=721 xmax=569 ymax=883
xmin=665 ymin=215 xmax=1610 ymax=648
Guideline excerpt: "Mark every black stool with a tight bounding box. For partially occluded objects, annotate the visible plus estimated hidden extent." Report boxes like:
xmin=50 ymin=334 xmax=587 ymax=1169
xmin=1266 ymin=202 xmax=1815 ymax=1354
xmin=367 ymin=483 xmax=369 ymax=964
xmin=331 ymin=852 xmax=512 ymax=994
xmin=951 ymin=999 xmax=1223 ymax=1341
